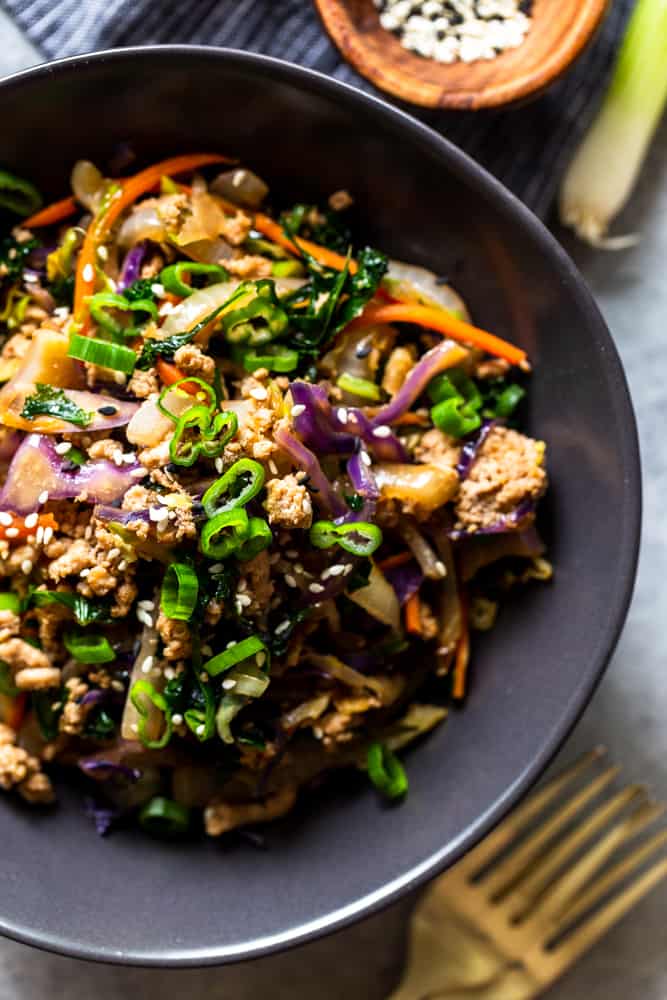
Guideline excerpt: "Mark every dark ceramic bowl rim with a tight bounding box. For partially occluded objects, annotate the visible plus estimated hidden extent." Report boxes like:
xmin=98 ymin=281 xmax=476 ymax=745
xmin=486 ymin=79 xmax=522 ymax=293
xmin=0 ymin=45 xmax=641 ymax=967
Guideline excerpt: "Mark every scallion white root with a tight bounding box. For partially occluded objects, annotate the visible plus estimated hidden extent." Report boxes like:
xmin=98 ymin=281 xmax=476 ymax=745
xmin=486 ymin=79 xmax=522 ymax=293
xmin=559 ymin=0 xmax=667 ymax=248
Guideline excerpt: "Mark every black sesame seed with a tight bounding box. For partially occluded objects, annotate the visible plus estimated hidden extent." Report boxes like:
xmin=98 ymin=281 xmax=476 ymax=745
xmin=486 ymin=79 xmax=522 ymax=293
xmin=98 ymin=405 xmax=118 ymax=416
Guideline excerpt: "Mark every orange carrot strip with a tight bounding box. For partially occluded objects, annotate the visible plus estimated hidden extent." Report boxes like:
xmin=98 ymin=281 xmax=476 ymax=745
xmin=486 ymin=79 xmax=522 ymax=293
xmin=156 ymin=359 xmax=200 ymax=395
xmin=0 ymin=512 xmax=58 ymax=544
xmin=347 ymin=302 xmax=528 ymax=368
xmin=23 ymin=195 xmax=78 ymax=229
xmin=253 ymin=213 xmax=358 ymax=274
xmin=377 ymin=551 xmax=413 ymax=572
xmin=405 ymin=592 xmax=423 ymax=635
xmin=393 ymin=412 xmax=430 ymax=427
xmin=74 ymin=153 xmax=232 ymax=320
xmin=452 ymin=604 xmax=470 ymax=701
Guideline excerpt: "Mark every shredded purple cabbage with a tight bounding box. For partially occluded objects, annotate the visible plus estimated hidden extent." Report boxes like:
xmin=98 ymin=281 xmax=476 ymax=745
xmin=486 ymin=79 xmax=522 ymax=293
xmin=344 ymin=408 xmax=408 ymax=463
xmin=84 ymin=797 xmax=122 ymax=837
xmin=370 ymin=341 xmax=462 ymax=427
xmin=456 ymin=420 xmax=497 ymax=480
xmin=291 ymin=382 xmax=355 ymax=455
xmin=79 ymin=759 xmax=140 ymax=782
xmin=117 ymin=241 xmax=148 ymax=292
xmin=385 ymin=560 xmax=424 ymax=606
xmin=274 ymin=425 xmax=347 ymax=518
xmin=94 ymin=505 xmax=151 ymax=526
xmin=449 ymin=498 xmax=536 ymax=540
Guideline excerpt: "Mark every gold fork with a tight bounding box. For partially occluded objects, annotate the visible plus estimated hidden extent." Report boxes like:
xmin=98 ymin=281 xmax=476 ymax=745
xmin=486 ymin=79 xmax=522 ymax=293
xmin=389 ymin=748 xmax=667 ymax=1000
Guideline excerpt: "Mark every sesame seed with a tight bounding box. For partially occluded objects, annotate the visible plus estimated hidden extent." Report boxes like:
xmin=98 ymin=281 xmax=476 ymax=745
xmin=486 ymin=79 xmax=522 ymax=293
xmin=284 ymin=574 xmax=297 ymax=588
xmin=43 ymin=526 xmax=53 ymax=544
xmin=164 ymin=667 xmax=176 ymax=681
xmin=21 ymin=559 xmax=33 ymax=575
xmin=38 ymin=491 xmax=49 ymax=505
xmin=275 ymin=620 xmax=291 ymax=635
xmin=344 ymin=563 xmax=354 ymax=575
xmin=114 ymin=371 xmax=127 ymax=385
xmin=337 ymin=407 xmax=348 ymax=423
xmin=250 ymin=386 xmax=268 ymax=401
xmin=171 ymin=713 xmax=183 ymax=726
xmin=201 ymin=644 xmax=213 ymax=657
xmin=107 ymin=547 xmax=121 ymax=560
xmin=4 ymin=527 xmax=18 ymax=538
xmin=137 ymin=599 xmax=155 ymax=611
xmin=360 ymin=451 xmax=372 ymax=467
xmin=196 ymin=724 xmax=206 ymax=736
xmin=222 ymin=678 xmax=236 ymax=690
xmin=97 ymin=245 xmax=108 ymax=261
xmin=130 ymin=468 xmax=146 ymax=479
xmin=434 ymin=560 xmax=447 ymax=577
xmin=0 ymin=513 xmax=12 ymax=527
xmin=118 ymin=560 xmax=127 ymax=571
xmin=151 ymin=282 xmax=165 ymax=297
xmin=313 ymin=726 xmax=324 ymax=740
xmin=329 ymin=564 xmax=346 ymax=576
xmin=308 ymin=582 xmax=325 ymax=594
xmin=141 ymin=656 xmax=154 ymax=674
xmin=294 ymin=562 xmax=304 ymax=575
xmin=215 ymin=457 xmax=224 ymax=474
xmin=36 ymin=526 xmax=44 ymax=545
xmin=82 ymin=263 xmax=94 ymax=283
xmin=112 ymin=449 xmax=124 ymax=466
xmin=291 ymin=404 xmax=306 ymax=417
xmin=209 ymin=563 xmax=224 ymax=574
xmin=54 ymin=441 xmax=71 ymax=455
xmin=372 ymin=425 xmax=392 ymax=438
xmin=80 ymin=567 xmax=90 ymax=578
xmin=84 ymin=525 xmax=93 ymax=540
xmin=111 ymin=679 xmax=125 ymax=693
xmin=136 ymin=609 xmax=153 ymax=627
xmin=23 ymin=272 xmax=38 ymax=284
xmin=269 ymin=460 xmax=278 ymax=475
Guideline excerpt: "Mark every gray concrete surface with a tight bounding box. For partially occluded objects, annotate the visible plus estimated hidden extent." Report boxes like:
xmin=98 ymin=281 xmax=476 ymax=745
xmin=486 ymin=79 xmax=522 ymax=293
xmin=0 ymin=13 xmax=664 ymax=998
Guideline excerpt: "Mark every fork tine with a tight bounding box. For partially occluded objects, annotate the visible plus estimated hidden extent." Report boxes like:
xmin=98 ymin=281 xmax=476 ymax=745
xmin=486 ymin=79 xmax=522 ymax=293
xmin=461 ymin=749 xmax=607 ymax=877
xmin=554 ymin=824 xmax=667 ymax=930
xmin=482 ymin=764 xmax=621 ymax=898
xmin=543 ymin=856 xmax=667 ymax=974
xmin=506 ymin=785 xmax=648 ymax=919
xmin=526 ymin=801 xmax=665 ymax=930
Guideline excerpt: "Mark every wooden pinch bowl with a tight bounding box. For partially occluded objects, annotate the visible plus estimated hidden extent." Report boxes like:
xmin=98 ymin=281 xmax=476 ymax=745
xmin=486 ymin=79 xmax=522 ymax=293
xmin=313 ymin=0 xmax=610 ymax=109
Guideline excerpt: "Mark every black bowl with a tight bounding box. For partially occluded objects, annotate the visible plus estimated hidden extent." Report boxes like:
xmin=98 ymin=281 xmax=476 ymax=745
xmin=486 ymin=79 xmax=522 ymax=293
xmin=0 ymin=47 xmax=640 ymax=966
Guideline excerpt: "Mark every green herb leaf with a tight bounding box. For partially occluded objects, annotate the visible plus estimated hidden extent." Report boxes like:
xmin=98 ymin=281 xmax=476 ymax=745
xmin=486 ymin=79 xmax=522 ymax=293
xmin=280 ymin=202 xmax=352 ymax=254
xmin=123 ymin=277 xmax=157 ymax=303
xmin=30 ymin=590 xmax=111 ymax=626
xmin=0 ymin=235 xmax=40 ymax=287
xmin=84 ymin=708 xmax=116 ymax=741
xmin=21 ymin=383 xmax=92 ymax=428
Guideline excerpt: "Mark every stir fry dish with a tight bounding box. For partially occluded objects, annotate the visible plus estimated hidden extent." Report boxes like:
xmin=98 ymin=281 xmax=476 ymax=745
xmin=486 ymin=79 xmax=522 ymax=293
xmin=0 ymin=154 xmax=549 ymax=838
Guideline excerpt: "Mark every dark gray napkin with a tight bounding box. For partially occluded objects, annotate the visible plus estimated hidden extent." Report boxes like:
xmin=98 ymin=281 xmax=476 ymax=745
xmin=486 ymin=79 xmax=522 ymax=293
xmin=0 ymin=0 xmax=633 ymax=217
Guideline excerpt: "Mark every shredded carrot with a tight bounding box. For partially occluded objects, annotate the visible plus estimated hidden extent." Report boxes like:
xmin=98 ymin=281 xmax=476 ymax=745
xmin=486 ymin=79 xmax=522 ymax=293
xmin=452 ymin=603 xmax=470 ymax=701
xmin=253 ymin=213 xmax=358 ymax=274
xmin=0 ymin=512 xmax=58 ymax=544
xmin=377 ymin=551 xmax=413 ymax=572
xmin=23 ymin=195 xmax=77 ymax=229
xmin=405 ymin=592 xmax=423 ymax=635
xmin=347 ymin=302 xmax=528 ymax=368
xmin=74 ymin=153 xmax=232 ymax=322
xmin=393 ymin=412 xmax=431 ymax=427
xmin=0 ymin=692 xmax=27 ymax=731
xmin=156 ymin=359 xmax=200 ymax=395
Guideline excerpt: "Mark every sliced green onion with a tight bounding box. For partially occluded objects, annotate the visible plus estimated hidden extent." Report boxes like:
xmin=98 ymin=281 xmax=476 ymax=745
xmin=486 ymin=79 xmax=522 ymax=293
xmin=226 ymin=661 xmax=270 ymax=698
xmin=559 ymin=0 xmax=667 ymax=247
xmin=200 ymin=508 xmax=249 ymax=559
xmin=161 ymin=563 xmax=199 ymax=621
xmin=88 ymin=292 xmax=158 ymax=341
xmin=68 ymin=332 xmax=137 ymax=375
xmin=336 ymin=373 xmax=382 ymax=402
xmin=157 ymin=376 xmax=215 ymax=421
xmin=236 ymin=517 xmax=272 ymax=561
xmin=160 ymin=262 xmax=229 ymax=297
xmin=310 ymin=520 xmax=383 ymax=557
xmin=63 ymin=631 xmax=115 ymax=664
xmin=203 ymin=635 xmax=267 ymax=677
xmin=201 ymin=458 xmax=265 ymax=518
xmin=271 ymin=260 xmax=306 ymax=278
xmin=367 ymin=742 xmax=408 ymax=800
xmin=0 ymin=169 xmax=42 ymax=217
xmin=0 ymin=593 xmax=20 ymax=614
xmin=184 ymin=638 xmax=216 ymax=742
xmin=234 ymin=344 xmax=299 ymax=373
xmin=215 ymin=693 xmax=247 ymax=744
xmin=129 ymin=679 xmax=172 ymax=749
xmin=139 ymin=796 xmax=191 ymax=837
xmin=431 ymin=397 xmax=482 ymax=438
xmin=493 ymin=384 xmax=525 ymax=418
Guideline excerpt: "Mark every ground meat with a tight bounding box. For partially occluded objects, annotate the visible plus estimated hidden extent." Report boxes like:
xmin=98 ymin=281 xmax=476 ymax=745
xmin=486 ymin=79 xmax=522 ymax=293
xmin=455 ymin=426 xmax=547 ymax=532
xmin=128 ymin=366 xmax=159 ymax=399
xmin=1 ymin=332 xmax=31 ymax=361
xmin=173 ymin=343 xmax=215 ymax=381
xmin=204 ymin=786 xmax=297 ymax=836
xmin=15 ymin=666 xmax=62 ymax=691
xmin=139 ymin=193 xmax=188 ymax=233
xmin=219 ymin=210 xmax=252 ymax=247
xmin=47 ymin=538 xmax=94 ymax=582
xmin=225 ymin=255 xmax=273 ymax=279
xmin=0 ymin=744 xmax=36 ymax=789
xmin=328 ymin=189 xmax=353 ymax=211
xmin=156 ymin=611 xmax=192 ymax=661
xmin=414 ymin=427 xmax=461 ymax=475
xmin=237 ymin=550 xmax=274 ymax=616
xmin=0 ymin=637 xmax=51 ymax=674
xmin=86 ymin=438 xmax=123 ymax=462
xmin=0 ymin=723 xmax=16 ymax=746
xmin=205 ymin=598 xmax=224 ymax=627
xmin=419 ymin=603 xmax=439 ymax=641
xmin=0 ymin=608 xmax=20 ymax=642
xmin=59 ymin=677 xmax=92 ymax=735
xmin=0 ymin=543 xmax=38 ymax=578
xmin=382 ymin=345 xmax=416 ymax=398
xmin=121 ymin=485 xmax=196 ymax=545
xmin=263 ymin=475 xmax=313 ymax=529
xmin=17 ymin=304 xmax=50 ymax=338
xmin=222 ymin=377 xmax=285 ymax=463
xmin=111 ymin=579 xmax=138 ymax=619
xmin=18 ymin=771 xmax=55 ymax=805
xmin=474 ymin=357 xmax=511 ymax=379
xmin=318 ymin=710 xmax=359 ymax=745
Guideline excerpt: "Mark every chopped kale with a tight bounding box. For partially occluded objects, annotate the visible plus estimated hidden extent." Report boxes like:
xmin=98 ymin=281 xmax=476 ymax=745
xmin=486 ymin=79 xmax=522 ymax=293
xmin=30 ymin=590 xmax=112 ymax=627
xmin=84 ymin=708 xmax=116 ymax=741
xmin=163 ymin=673 xmax=189 ymax=714
xmin=123 ymin=277 xmax=157 ymax=303
xmin=33 ymin=690 xmax=64 ymax=742
xmin=21 ymin=383 xmax=92 ymax=428
xmin=48 ymin=273 xmax=75 ymax=307
xmin=0 ymin=235 xmax=40 ymax=287
xmin=280 ymin=202 xmax=352 ymax=254
xmin=136 ymin=330 xmax=193 ymax=370
xmin=265 ymin=607 xmax=312 ymax=658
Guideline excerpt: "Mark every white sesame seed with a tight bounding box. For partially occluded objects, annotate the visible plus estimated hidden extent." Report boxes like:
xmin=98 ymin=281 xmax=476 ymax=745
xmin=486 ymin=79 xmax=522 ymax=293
xmin=80 ymin=567 xmax=90 ymax=578
xmin=0 ymin=513 xmax=12 ymax=527
xmin=275 ymin=621 xmax=291 ymax=635
xmin=269 ymin=460 xmax=278 ymax=475
xmin=21 ymin=559 xmax=33 ymax=575
xmin=434 ymin=560 xmax=447 ymax=578
xmin=36 ymin=525 xmax=44 ymax=545
xmin=360 ymin=451 xmax=372 ymax=467
xmin=329 ymin=564 xmax=346 ymax=577
xmin=137 ymin=599 xmax=155 ymax=612
xmin=118 ymin=560 xmax=128 ymax=571
xmin=294 ymin=562 xmax=304 ymax=574
xmin=201 ymin=644 xmax=213 ymax=657
xmin=141 ymin=656 xmax=154 ymax=674
xmin=122 ymin=452 xmax=137 ymax=464
xmin=107 ymin=547 xmax=121 ymax=560
xmin=114 ymin=371 xmax=127 ymax=385
xmin=308 ymin=582 xmax=325 ymax=594
xmin=337 ymin=407 xmax=348 ymax=423
xmin=236 ymin=593 xmax=252 ymax=608
xmin=43 ymin=526 xmax=53 ymax=544
xmin=164 ymin=667 xmax=176 ymax=681
xmin=284 ymin=574 xmax=297 ymax=588
xmin=222 ymin=678 xmax=237 ymax=690
xmin=54 ymin=441 xmax=71 ymax=455
xmin=111 ymin=679 xmax=125 ymax=693
xmin=291 ymin=404 xmax=306 ymax=417
xmin=313 ymin=726 xmax=324 ymax=740
xmin=112 ymin=449 xmax=124 ymax=466
xmin=372 ymin=425 xmax=392 ymax=438
xmin=151 ymin=282 xmax=165 ymax=297
xmin=84 ymin=525 xmax=93 ymax=540
xmin=137 ymin=609 xmax=153 ymax=627
xmin=130 ymin=467 xmax=146 ymax=479
xmin=344 ymin=563 xmax=354 ymax=575
xmin=38 ymin=490 xmax=49 ymax=505
xmin=171 ymin=713 xmax=183 ymax=726
xmin=196 ymin=724 xmax=205 ymax=736
xmin=82 ymin=263 xmax=94 ymax=283
xmin=250 ymin=385 xmax=268 ymax=401
xmin=215 ymin=457 xmax=224 ymax=474
xmin=4 ymin=527 xmax=18 ymax=538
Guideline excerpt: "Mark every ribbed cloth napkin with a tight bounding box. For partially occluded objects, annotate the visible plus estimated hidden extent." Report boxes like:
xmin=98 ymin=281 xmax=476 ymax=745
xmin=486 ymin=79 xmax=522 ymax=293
xmin=0 ymin=0 xmax=633 ymax=217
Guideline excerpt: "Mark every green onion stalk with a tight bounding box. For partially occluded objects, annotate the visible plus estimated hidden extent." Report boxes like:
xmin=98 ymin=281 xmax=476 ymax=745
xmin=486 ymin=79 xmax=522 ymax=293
xmin=560 ymin=0 xmax=667 ymax=248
